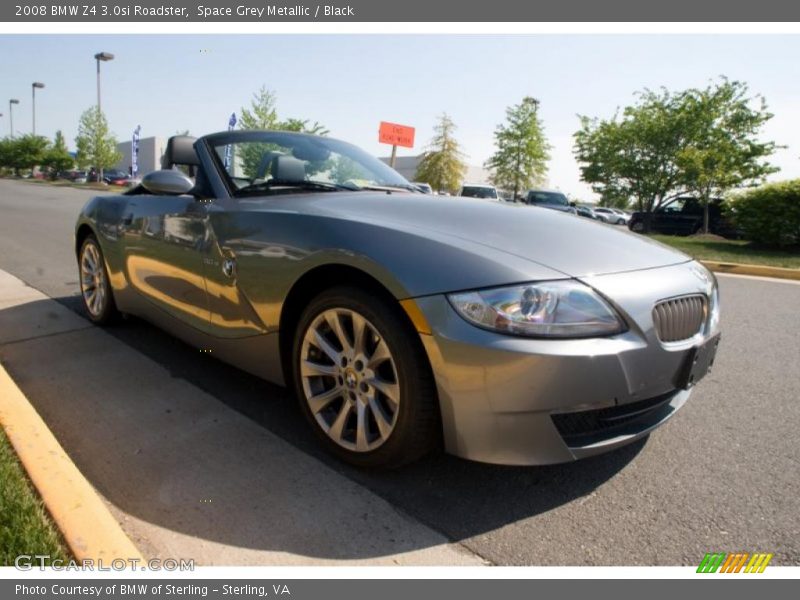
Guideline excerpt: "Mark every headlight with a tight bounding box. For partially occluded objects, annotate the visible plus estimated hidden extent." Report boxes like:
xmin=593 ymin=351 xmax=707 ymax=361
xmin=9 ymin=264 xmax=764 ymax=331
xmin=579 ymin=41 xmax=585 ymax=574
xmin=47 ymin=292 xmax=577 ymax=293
xmin=692 ymin=261 xmax=720 ymax=333
xmin=708 ymin=281 xmax=720 ymax=333
xmin=448 ymin=281 xmax=625 ymax=338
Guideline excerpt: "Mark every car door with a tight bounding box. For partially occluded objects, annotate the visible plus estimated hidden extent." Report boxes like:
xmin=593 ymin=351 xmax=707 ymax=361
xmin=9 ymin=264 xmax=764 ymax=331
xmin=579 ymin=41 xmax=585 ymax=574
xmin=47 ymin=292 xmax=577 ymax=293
xmin=677 ymin=198 xmax=703 ymax=234
xmin=653 ymin=198 xmax=683 ymax=234
xmin=199 ymin=205 xmax=269 ymax=338
xmin=122 ymin=194 xmax=212 ymax=332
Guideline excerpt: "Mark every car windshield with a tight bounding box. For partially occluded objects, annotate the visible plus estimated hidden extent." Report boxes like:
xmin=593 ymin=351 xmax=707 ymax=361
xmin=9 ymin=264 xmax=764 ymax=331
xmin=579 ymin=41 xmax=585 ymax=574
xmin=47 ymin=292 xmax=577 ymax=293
xmin=527 ymin=191 xmax=569 ymax=206
xmin=461 ymin=186 xmax=497 ymax=198
xmin=210 ymin=131 xmax=416 ymax=196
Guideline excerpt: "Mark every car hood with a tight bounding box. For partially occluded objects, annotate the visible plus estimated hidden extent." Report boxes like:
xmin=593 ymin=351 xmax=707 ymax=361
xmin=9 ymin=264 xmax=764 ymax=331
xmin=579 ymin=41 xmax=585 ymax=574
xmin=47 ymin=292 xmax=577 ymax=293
xmin=246 ymin=192 xmax=691 ymax=278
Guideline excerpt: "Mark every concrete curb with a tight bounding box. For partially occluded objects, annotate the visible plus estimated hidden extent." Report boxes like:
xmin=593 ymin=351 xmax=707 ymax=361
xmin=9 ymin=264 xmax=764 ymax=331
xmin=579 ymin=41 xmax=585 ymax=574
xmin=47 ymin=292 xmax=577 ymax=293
xmin=701 ymin=260 xmax=800 ymax=281
xmin=0 ymin=362 xmax=144 ymax=565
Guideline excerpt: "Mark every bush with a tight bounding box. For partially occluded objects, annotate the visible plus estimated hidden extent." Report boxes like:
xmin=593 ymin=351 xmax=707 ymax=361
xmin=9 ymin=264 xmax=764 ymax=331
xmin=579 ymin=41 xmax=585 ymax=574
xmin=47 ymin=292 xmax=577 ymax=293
xmin=726 ymin=180 xmax=800 ymax=248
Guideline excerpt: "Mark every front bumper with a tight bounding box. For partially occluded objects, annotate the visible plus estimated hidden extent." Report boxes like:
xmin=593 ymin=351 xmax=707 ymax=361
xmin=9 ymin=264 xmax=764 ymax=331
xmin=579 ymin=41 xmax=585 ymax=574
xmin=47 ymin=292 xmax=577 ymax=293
xmin=413 ymin=261 xmax=719 ymax=465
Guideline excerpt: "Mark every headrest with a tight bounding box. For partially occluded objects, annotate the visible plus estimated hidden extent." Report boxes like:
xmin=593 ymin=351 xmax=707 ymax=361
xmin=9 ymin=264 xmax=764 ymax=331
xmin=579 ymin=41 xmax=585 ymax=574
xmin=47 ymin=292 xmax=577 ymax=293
xmin=162 ymin=136 xmax=199 ymax=169
xmin=271 ymin=155 xmax=306 ymax=182
xmin=255 ymin=151 xmax=284 ymax=180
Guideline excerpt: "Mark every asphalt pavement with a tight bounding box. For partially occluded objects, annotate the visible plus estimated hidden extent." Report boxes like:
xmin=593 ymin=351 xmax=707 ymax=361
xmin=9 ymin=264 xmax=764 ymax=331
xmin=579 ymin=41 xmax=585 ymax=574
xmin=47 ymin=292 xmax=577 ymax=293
xmin=0 ymin=178 xmax=798 ymax=566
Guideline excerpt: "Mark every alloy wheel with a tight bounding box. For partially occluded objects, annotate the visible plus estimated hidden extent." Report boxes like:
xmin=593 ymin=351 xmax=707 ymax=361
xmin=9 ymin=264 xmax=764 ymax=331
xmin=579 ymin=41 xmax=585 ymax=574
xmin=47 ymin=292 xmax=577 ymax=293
xmin=300 ymin=308 xmax=400 ymax=452
xmin=80 ymin=241 xmax=107 ymax=318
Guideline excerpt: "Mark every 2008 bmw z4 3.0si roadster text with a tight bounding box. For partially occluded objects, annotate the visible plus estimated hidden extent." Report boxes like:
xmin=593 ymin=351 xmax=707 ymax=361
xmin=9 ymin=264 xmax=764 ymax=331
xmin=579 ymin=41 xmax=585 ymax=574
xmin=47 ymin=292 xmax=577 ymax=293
xmin=75 ymin=131 xmax=720 ymax=468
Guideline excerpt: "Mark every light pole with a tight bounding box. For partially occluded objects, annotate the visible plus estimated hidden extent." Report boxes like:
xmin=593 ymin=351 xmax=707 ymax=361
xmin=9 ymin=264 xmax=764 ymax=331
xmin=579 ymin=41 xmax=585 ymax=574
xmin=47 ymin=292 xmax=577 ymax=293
xmin=93 ymin=52 xmax=114 ymax=182
xmin=8 ymin=99 xmax=19 ymax=137
xmin=32 ymin=82 xmax=44 ymax=136
xmin=94 ymin=52 xmax=114 ymax=114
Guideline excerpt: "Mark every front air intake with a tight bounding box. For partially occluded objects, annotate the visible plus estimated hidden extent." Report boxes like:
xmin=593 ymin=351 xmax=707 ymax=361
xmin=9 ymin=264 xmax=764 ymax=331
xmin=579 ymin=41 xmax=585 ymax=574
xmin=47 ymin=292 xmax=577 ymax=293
xmin=653 ymin=294 xmax=707 ymax=343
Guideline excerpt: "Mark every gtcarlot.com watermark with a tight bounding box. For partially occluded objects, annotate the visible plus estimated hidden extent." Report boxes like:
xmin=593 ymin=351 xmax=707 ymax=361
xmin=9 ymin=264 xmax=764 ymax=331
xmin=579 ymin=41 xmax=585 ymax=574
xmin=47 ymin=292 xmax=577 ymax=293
xmin=15 ymin=555 xmax=194 ymax=571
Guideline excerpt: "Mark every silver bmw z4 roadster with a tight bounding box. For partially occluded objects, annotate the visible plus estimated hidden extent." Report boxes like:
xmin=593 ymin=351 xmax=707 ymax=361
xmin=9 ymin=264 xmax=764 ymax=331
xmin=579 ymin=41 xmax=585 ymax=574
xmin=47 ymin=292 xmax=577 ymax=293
xmin=75 ymin=131 xmax=721 ymax=468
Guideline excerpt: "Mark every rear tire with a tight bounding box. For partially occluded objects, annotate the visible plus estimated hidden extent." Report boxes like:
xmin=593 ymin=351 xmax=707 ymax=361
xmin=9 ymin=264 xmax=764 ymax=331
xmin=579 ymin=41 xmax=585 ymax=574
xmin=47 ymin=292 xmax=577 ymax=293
xmin=291 ymin=286 xmax=439 ymax=468
xmin=78 ymin=235 xmax=119 ymax=325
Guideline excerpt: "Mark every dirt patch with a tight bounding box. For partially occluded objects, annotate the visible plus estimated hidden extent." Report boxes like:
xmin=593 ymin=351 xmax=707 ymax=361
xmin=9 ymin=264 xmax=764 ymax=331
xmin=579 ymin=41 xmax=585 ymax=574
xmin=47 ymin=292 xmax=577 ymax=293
xmin=689 ymin=233 xmax=728 ymax=242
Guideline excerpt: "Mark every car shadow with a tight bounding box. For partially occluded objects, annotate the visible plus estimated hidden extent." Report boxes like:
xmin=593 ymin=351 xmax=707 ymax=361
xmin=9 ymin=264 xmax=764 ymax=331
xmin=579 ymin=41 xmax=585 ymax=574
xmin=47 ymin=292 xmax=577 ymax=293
xmin=104 ymin=313 xmax=646 ymax=541
xmin=3 ymin=295 xmax=645 ymax=561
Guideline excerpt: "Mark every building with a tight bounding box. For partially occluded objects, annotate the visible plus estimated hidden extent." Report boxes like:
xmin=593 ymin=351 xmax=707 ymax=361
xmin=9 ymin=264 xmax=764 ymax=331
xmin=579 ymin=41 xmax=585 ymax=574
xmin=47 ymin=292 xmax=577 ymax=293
xmin=380 ymin=155 xmax=491 ymax=189
xmin=115 ymin=136 xmax=166 ymax=177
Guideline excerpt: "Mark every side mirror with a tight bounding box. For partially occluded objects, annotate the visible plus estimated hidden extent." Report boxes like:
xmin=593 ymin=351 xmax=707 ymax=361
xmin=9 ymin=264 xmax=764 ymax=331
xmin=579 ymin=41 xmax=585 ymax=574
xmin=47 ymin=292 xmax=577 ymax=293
xmin=141 ymin=169 xmax=194 ymax=195
xmin=569 ymin=201 xmax=577 ymax=207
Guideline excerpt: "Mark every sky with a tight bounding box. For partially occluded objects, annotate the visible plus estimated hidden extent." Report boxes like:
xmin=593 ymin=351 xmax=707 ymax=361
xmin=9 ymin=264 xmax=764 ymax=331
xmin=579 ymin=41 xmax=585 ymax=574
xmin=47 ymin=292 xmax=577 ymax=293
xmin=1 ymin=34 xmax=799 ymax=199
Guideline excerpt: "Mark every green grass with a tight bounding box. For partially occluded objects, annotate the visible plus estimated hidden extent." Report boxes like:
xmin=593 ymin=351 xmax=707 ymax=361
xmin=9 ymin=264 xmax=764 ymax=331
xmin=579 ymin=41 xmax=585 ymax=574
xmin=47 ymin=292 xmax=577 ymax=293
xmin=650 ymin=234 xmax=800 ymax=269
xmin=0 ymin=428 xmax=71 ymax=566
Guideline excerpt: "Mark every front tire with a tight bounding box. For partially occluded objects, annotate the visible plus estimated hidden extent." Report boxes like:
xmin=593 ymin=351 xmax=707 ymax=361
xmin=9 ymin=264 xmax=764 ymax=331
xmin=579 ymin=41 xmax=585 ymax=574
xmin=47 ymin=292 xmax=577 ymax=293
xmin=79 ymin=235 xmax=119 ymax=324
xmin=291 ymin=286 xmax=439 ymax=468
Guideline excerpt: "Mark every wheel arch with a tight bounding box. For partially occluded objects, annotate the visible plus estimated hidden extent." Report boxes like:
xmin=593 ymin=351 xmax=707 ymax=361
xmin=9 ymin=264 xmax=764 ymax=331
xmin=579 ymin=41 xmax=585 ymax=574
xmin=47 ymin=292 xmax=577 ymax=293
xmin=277 ymin=263 xmax=434 ymax=394
xmin=75 ymin=223 xmax=96 ymax=256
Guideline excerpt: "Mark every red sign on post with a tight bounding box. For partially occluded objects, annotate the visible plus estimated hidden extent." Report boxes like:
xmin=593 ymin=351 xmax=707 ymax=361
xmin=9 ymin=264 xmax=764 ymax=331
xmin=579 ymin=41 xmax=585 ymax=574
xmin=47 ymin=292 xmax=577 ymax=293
xmin=379 ymin=121 xmax=415 ymax=148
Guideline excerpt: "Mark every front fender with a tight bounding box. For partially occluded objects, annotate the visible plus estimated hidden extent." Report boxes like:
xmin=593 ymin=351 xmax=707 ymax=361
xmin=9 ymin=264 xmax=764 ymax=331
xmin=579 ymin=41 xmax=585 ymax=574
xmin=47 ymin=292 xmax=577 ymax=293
xmin=75 ymin=195 xmax=132 ymax=294
xmin=214 ymin=211 xmax=566 ymax=331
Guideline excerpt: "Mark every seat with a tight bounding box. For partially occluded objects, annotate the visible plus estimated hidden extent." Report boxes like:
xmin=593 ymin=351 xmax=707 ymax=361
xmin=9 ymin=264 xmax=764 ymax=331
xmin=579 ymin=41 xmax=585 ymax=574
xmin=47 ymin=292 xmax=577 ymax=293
xmin=162 ymin=136 xmax=200 ymax=172
xmin=254 ymin=151 xmax=284 ymax=181
xmin=270 ymin=155 xmax=306 ymax=182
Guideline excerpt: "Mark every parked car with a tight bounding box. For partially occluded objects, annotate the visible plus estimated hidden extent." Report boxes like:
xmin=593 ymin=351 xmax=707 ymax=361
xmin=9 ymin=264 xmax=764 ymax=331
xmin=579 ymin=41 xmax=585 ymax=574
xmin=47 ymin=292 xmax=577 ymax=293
xmin=75 ymin=131 xmax=720 ymax=468
xmin=576 ymin=205 xmax=602 ymax=220
xmin=411 ymin=182 xmax=433 ymax=195
xmin=103 ymin=169 xmax=133 ymax=185
xmin=103 ymin=170 xmax=133 ymax=186
xmin=628 ymin=197 xmax=737 ymax=237
xmin=594 ymin=207 xmax=629 ymax=225
xmin=458 ymin=184 xmax=500 ymax=200
xmin=522 ymin=189 xmax=578 ymax=215
xmin=496 ymin=189 xmax=514 ymax=202
xmin=59 ymin=169 xmax=88 ymax=182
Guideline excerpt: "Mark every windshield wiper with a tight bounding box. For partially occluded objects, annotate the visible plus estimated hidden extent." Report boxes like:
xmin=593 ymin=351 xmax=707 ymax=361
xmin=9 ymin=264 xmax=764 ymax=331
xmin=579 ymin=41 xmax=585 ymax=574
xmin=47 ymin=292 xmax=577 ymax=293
xmin=349 ymin=183 xmax=418 ymax=193
xmin=238 ymin=180 xmax=349 ymax=194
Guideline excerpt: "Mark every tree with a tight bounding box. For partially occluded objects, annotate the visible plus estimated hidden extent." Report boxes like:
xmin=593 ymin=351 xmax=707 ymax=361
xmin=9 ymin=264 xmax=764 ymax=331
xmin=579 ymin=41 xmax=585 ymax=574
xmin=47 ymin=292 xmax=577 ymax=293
xmin=0 ymin=134 xmax=49 ymax=176
xmin=677 ymin=79 xmax=779 ymax=233
xmin=75 ymin=107 xmax=121 ymax=178
xmin=238 ymin=86 xmax=280 ymax=131
xmin=278 ymin=117 xmax=329 ymax=136
xmin=414 ymin=113 xmax=467 ymax=194
xmin=574 ymin=80 xmax=780 ymax=231
xmin=41 ymin=130 xmax=74 ymax=179
xmin=485 ymin=97 xmax=551 ymax=199
xmin=574 ymin=88 xmax=694 ymax=225
xmin=237 ymin=86 xmax=329 ymax=178
xmin=0 ymin=138 xmax=12 ymax=174
xmin=330 ymin=154 xmax=368 ymax=185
